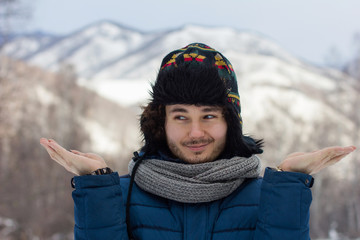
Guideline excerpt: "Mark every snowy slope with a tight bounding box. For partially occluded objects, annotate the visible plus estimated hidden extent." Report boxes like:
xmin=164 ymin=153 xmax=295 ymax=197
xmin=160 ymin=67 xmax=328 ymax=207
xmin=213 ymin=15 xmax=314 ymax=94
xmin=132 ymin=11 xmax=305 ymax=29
xmin=1 ymin=32 xmax=59 ymax=59
xmin=2 ymin=22 xmax=300 ymax=80
xmin=2 ymin=21 xmax=160 ymax=78
xmin=32 ymin=21 xmax=155 ymax=78
xmin=2 ymin=22 xmax=359 ymax=177
xmin=93 ymin=24 xmax=301 ymax=80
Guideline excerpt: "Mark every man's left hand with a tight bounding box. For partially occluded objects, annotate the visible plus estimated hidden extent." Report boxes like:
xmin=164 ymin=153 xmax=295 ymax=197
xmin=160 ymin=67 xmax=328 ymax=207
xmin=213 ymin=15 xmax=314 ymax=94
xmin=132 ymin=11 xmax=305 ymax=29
xmin=278 ymin=146 xmax=356 ymax=174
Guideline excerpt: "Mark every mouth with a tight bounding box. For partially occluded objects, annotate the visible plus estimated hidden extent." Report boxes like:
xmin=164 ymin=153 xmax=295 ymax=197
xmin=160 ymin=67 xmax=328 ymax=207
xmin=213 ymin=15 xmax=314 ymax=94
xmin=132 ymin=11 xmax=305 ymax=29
xmin=185 ymin=143 xmax=209 ymax=152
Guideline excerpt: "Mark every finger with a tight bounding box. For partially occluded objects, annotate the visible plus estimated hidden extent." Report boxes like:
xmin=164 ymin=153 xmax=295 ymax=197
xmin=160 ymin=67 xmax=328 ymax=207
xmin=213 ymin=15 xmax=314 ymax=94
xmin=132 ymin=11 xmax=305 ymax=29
xmin=71 ymin=150 xmax=95 ymax=160
xmin=71 ymin=150 xmax=103 ymax=161
xmin=40 ymin=138 xmax=55 ymax=150
xmin=40 ymin=138 xmax=49 ymax=145
xmin=316 ymin=147 xmax=345 ymax=162
xmin=312 ymin=152 xmax=351 ymax=174
xmin=42 ymin=143 xmax=67 ymax=166
xmin=84 ymin=153 xmax=103 ymax=160
xmin=320 ymin=146 xmax=355 ymax=156
xmin=307 ymin=146 xmax=354 ymax=163
xmin=48 ymin=140 xmax=83 ymax=169
xmin=342 ymin=146 xmax=356 ymax=153
xmin=44 ymin=143 xmax=83 ymax=173
xmin=53 ymin=143 xmax=102 ymax=169
xmin=48 ymin=139 xmax=72 ymax=158
xmin=70 ymin=150 xmax=83 ymax=155
xmin=327 ymin=152 xmax=351 ymax=165
xmin=41 ymin=139 xmax=98 ymax=175
xmin=40 ymin=139 xmax=56 ymax=154
xmin=286 ymin=152 xmax=305 ymax=158
xmin=325 ymin=147 xmax=354 ymax=161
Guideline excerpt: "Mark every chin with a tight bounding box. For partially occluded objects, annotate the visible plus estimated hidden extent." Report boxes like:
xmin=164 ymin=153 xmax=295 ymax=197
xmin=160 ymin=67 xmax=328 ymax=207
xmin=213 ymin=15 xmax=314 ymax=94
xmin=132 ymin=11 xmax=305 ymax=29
xmin=182 ymin=152 xmax=217 ymax=164
xmin=168 ymin=143 xmax=223 ymax=163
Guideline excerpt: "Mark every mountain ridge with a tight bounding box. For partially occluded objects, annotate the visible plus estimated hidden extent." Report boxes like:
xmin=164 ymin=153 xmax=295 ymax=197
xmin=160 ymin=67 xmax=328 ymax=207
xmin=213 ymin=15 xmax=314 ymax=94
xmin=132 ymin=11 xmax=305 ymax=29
xmin=2 ymin=21 xmax=303 ymax=79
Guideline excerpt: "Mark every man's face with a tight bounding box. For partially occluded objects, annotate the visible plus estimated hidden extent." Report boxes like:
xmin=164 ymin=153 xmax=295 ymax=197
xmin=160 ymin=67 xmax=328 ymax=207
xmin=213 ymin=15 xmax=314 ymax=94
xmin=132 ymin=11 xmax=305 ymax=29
xmin=165 ymin=104 xmax=227 ymax=163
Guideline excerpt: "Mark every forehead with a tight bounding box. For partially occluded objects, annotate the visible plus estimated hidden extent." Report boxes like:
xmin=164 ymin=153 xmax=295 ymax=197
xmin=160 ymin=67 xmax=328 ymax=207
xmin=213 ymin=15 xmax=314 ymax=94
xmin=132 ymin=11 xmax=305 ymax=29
xmin=165 ymin=104 xmax=223 ymax=114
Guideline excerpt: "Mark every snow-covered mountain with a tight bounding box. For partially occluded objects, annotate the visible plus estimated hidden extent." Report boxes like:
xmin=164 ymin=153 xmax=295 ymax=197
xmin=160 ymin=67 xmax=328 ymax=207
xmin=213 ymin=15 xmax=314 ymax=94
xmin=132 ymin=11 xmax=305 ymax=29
xmin=2 ymin=20 xmax=161 ymax=78
xmin=2 ymin=21 xmax=300 ymax=80
xmin=2 ymin=22 xmax=359 ymax=170
xmin=92 ymin=24 xmax=301 ymax=80
xmin=1 ymin=31 xmax=60 ymax=59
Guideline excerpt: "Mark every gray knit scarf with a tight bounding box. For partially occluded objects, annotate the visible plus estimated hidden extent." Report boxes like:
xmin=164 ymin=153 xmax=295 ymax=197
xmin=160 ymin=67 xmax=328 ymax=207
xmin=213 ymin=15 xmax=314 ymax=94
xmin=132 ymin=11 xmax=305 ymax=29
xmin=128 ymin=155 xmax=261 ymax=203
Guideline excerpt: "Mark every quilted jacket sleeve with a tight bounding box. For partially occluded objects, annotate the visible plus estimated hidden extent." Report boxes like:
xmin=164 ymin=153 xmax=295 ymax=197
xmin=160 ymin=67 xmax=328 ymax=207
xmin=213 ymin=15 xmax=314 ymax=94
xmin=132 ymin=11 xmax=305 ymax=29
xmin=253 ymin=167 xmax=314 ymax=240
xmin=72 ymin=173 xmax=129 ymax=240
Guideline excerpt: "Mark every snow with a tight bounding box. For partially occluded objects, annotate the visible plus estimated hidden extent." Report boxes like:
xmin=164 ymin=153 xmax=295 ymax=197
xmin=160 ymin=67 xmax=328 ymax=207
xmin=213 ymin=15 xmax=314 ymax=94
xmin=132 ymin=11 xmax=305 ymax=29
xmin=82 ymin=118 xmax=122 ymax=154
xmin=27 ymin=20 xmax=150 ymax=75
xmin=78 ymin=78 xmax=152 ymax=106
xmin=35 ymin=85 xmax=60 ymax=105
xmin=0 ymin=216 xmax=18 ymax=237
xmin=4 ymin=22 xmax=303 ymax=80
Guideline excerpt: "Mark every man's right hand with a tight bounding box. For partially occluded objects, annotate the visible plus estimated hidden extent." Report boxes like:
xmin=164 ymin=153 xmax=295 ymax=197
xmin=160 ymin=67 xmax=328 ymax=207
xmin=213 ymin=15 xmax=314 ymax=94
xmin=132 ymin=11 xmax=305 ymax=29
xmin=40 ymin=138 xmax=108 ymax=176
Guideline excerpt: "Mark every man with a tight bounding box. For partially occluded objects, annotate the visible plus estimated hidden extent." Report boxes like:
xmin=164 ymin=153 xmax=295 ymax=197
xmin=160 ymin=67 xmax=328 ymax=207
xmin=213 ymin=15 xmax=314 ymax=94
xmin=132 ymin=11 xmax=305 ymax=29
xmin=40 ymin=43 xmax=355 ymax=240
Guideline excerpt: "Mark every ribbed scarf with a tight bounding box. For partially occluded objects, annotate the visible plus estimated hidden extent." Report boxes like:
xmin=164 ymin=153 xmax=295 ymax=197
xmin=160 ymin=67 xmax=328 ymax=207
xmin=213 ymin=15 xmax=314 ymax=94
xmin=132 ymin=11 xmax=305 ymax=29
xmin=128 ymin=155 xmax=261 ymax=203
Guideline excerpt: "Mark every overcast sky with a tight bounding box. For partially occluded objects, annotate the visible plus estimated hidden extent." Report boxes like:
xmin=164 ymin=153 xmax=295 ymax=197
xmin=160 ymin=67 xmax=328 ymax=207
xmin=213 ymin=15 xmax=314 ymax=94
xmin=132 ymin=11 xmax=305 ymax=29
xmin=26 ymin=0 xmax=360 ymax=66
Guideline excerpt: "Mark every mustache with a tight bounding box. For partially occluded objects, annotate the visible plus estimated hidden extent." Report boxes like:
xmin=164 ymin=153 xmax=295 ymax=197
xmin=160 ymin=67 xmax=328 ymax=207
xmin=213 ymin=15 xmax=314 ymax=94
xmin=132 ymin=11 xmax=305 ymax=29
xmin=182 ymin=138 xmax=214 ymax=146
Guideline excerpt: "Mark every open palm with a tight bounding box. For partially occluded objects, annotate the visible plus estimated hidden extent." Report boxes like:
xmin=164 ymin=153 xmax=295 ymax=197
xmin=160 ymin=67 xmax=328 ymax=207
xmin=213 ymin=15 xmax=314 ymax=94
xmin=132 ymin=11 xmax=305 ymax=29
xmin=40 ymin=138 xmax=108 ymax=176
xmin=279 ymin=146 xmax=356 ymax=174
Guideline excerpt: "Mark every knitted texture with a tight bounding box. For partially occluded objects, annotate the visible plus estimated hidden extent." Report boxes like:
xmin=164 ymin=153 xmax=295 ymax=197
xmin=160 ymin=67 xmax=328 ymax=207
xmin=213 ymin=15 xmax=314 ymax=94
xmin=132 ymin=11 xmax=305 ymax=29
xmin=128 ymin=155 xmax=261 ymax=203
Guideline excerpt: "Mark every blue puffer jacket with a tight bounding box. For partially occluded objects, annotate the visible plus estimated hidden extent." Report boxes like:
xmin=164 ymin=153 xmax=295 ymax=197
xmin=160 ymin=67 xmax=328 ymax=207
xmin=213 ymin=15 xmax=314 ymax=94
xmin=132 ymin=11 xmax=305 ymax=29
xmin=72 ymin=168 xmax=313 ymax=240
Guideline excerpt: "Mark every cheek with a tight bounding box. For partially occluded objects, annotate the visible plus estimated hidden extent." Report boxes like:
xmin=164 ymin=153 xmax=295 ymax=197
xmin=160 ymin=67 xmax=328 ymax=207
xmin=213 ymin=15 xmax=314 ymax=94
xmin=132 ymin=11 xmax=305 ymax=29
xmin=212 ymin=123 xmax=227 ymax=141
xmin=165 ymin=122 xmax=184 ymax=143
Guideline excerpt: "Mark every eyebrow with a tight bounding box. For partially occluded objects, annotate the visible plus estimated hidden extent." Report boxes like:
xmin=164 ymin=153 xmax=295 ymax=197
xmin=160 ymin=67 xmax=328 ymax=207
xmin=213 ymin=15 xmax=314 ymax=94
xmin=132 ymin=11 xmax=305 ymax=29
xmin=168 ymin=106 xmax=222 ymax=114
xmin=169 ymin=107 xmax=188 ymax=114
xmin=201 ymin=107 xmax=222 ymax=113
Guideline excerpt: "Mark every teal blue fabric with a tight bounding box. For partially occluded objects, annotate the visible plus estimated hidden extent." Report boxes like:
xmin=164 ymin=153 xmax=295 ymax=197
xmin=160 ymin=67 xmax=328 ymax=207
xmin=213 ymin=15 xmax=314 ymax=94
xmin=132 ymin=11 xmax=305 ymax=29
xmin=72 ymin=168 xmax=313 ymax=240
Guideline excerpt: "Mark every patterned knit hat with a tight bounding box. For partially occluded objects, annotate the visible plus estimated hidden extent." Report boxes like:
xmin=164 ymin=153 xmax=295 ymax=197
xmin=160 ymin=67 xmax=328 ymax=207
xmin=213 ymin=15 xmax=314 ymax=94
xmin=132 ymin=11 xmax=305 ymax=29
xmin=141 ymin=43 xmax=263 ymax=157
xmin=153 ymin=43 xmax=242 ymax=126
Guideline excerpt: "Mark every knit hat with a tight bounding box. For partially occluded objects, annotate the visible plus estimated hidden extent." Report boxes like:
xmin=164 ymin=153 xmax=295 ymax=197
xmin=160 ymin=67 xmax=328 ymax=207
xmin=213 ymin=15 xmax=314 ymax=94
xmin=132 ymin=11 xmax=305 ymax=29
xmin=153 ymin=43 xmax=242 ymax=126
xmin=141 ymin=43 xmax=263 ymax=157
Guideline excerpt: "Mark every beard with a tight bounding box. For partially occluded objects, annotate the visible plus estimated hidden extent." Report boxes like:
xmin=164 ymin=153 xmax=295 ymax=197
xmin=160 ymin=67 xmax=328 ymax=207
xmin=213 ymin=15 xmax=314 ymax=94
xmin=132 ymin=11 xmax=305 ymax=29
xmin=167 ymin=137 xmax=226 ymax=164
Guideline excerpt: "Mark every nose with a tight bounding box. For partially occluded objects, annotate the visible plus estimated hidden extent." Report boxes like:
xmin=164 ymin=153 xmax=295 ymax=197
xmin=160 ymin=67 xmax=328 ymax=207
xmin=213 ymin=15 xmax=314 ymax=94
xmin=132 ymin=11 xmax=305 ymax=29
xmin=189 ymin=121 xmax=205 ymax=138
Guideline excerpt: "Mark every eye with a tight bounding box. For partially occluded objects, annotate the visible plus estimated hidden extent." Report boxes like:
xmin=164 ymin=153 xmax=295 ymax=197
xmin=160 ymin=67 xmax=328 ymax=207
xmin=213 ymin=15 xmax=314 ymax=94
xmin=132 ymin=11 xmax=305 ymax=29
xmin=204 ymin=115 xmax=216 ymax=119
xmin=174 ymin=115 xmax=187 ymax=120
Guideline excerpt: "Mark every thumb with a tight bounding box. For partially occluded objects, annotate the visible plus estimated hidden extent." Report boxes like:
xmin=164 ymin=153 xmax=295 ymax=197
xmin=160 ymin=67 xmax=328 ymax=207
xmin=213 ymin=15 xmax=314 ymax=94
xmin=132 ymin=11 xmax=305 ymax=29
xmin=84 ymin=152 xmax=103 ymax=160
xmin=71 ymin=150 xmax=103 ymax=161
xmin=70 ymin=150 xmax=84 ymax=155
